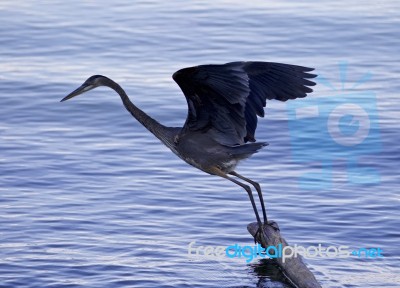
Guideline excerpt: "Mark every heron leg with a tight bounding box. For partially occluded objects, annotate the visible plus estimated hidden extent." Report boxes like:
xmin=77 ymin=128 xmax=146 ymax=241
xmin=229 ymin=171 xmax=268 ymax=224
xmin=209 ymin=167 xmax=264 ymax=241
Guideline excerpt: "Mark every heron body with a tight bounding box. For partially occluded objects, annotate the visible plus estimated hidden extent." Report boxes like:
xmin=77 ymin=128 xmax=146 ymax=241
xmin=173 ymin=130 xmax=266 ymax=174
xmin=61 ymin=61 xmax=316 ymax=232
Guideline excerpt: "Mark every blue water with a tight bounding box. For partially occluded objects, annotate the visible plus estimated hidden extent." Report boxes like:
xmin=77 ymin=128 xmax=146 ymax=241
xmin=1 ymin=1 xmax=399 ymax=287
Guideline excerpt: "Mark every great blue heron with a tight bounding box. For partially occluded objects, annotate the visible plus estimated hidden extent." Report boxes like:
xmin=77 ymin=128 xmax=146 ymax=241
xmin=61 ymin=61 xmax=316 ymax=235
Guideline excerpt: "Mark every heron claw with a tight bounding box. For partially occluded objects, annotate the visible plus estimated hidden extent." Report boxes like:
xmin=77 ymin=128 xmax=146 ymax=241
xmin=254 ymin=223 xmax=266 ymax=244
xmin=254 ymin=227 xmax=261 ymax=244
xmin=253 ymin=221 xmax=280 ymax=244
xmin=268 ymin=220 xmax=280 ymax=231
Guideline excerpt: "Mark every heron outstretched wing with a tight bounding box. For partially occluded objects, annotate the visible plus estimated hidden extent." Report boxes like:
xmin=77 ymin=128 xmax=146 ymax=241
xmin=173 ymin=61 xmax=316 ymax=145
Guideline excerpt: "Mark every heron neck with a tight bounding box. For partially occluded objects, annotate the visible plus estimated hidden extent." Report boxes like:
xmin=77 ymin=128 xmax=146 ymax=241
xmin=107 ymin=78 xmax=173 ymax=146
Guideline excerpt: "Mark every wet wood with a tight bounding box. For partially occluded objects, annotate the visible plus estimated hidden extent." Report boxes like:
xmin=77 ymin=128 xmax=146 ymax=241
xmin=247 ymin=221 xmax=322 ymax=288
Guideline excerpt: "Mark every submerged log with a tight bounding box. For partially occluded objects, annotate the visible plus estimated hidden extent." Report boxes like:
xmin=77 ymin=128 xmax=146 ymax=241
xmin=247 ymin=221 xmax=322 ymax=288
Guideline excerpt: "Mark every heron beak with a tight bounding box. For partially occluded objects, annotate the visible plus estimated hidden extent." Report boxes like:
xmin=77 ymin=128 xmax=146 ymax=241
xmin=60 ymin=84 xmax=95 ymax=102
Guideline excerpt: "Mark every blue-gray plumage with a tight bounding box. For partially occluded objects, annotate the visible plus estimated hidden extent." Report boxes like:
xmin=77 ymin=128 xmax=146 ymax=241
xmin=61 ymin=61 xmax=317 ymax=234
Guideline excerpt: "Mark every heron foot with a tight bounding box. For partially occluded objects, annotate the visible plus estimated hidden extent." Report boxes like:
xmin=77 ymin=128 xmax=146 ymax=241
xmin=253 ymin=221 xmax=280 ymax=244
xmin=254 ymin=222 xmax=266 ymax=244
xmin=267 ymin=220 xmax=280 ymax=231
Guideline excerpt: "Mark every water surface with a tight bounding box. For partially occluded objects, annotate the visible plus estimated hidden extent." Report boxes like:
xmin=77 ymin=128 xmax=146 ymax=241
xmin=1 ymin=1 xmax=399 ymax=287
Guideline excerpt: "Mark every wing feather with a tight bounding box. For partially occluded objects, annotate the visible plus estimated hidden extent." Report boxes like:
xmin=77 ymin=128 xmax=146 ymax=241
xmin=173 ymin=61 xmax=316 ymax=145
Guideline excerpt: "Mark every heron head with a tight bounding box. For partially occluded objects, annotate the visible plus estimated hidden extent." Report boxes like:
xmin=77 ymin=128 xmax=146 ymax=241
xmin=60 ymin=75 xmax=106 ymax=102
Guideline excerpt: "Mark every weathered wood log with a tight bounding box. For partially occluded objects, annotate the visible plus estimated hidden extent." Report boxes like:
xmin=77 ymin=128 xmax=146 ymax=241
xmin=248 ymin=221 xmax=322 ymax=288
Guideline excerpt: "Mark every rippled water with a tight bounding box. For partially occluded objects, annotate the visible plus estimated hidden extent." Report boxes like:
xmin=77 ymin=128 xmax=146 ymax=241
xmin=1 ymin=1 xmax=399 ymax=287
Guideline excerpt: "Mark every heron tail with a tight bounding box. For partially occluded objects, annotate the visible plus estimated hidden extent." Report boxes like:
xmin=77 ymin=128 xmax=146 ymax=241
xmin=227 ymin=142 xmax=268 ymax=159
